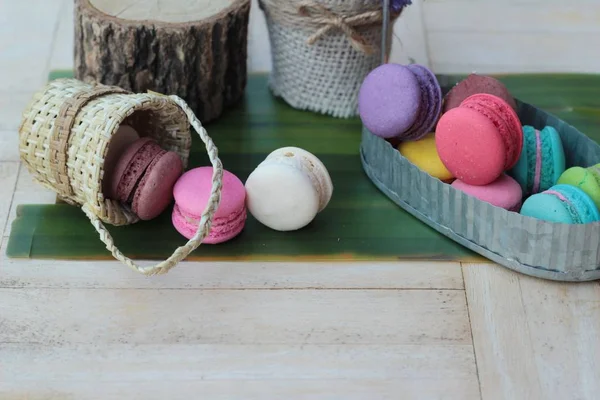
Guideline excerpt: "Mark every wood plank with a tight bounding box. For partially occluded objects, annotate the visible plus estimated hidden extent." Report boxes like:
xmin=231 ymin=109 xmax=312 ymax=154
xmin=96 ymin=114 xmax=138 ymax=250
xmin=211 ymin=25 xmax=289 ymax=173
xmin=0 ymin=288 xmax=471 ymax=345
xmin=424 ymin=2 xmax=600 ymax=33
xmin=428 ymin=32 xmax=600 ymax=74
xmin=0 ymin=93 xmax=36 ymax=131
xmin=463 ymin=263 xmax=543 ymax=400
xmin=0 ymin=246 xmax=464 ymax=289
xmin=0 ymin=1 xmax=62 ymax=92
xmin=248 ymin=0 xmax=272 ymax=72
xmin=390 ymin=0 xmax=431 ymax=67
xmin=3 ymin=164 xmax=57 ymax=238
xmin=518 ymin=274 xmax=600 ymax=400
xmin=49 ymin=0 xmax=73 ymax=71
xmin=464 ymin=262 xmax=600 ymax=400
xmin=0 ymin=162 xmax=19 ymax=238
xmin=0 ymin=130 xmax=20 ymax=162
xmin=0 ymin=343 xmax=480 ymax=399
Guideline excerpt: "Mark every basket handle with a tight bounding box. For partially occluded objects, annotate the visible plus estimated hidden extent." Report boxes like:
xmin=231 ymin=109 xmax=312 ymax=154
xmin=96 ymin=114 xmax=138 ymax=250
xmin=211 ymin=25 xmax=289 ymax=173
xmin=82 ymin=94 xmax=223 ymax=276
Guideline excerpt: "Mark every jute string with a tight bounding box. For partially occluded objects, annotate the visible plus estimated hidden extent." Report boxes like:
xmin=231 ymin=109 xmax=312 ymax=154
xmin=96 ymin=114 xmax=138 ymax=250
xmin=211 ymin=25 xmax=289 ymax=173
xmin=260 ymin=0 xmax=387 ymax=54
xmin=82 ymin=94 xmax=223 ymax=276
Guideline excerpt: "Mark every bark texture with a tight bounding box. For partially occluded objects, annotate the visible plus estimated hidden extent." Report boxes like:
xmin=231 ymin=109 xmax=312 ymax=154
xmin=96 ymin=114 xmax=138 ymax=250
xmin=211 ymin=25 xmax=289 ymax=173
xmin=74 ymin=0 xmax=250 ymax=123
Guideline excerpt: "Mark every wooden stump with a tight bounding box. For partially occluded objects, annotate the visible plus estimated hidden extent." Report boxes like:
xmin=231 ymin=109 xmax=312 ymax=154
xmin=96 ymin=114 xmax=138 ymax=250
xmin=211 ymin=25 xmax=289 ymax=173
xmin=74 ymin=0 xmax=251 ymax=123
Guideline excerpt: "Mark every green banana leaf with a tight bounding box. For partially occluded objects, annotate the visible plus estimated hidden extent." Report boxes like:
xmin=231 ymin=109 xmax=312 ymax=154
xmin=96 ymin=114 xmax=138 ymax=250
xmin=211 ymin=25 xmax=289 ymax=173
xmin=6 ymin=71 xmax=600 ymax=262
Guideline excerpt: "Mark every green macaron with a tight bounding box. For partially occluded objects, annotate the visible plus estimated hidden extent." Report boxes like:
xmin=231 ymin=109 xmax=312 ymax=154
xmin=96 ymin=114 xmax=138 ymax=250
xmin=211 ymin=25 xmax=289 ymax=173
xmin=557 ymin=163 xmax=600 ymax=210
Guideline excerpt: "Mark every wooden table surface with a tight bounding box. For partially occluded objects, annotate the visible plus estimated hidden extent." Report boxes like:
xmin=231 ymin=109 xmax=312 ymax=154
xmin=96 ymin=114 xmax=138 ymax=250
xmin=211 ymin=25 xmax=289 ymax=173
xmin=1 ymin=1 xmax=600 ymax=399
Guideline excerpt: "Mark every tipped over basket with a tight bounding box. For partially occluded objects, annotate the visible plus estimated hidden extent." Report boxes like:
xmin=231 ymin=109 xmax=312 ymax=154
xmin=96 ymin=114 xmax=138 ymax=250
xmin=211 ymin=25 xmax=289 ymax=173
xmin=18 ymin=78 xmax=224 ymax=276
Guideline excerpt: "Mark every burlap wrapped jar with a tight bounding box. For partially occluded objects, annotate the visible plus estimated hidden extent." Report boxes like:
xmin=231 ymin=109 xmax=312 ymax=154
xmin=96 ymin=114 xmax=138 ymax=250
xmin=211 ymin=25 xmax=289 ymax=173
xmin=18 ymin=78 xmax=223 ymax=276
xmin=258 ymin=0 xmax=401 ymax=118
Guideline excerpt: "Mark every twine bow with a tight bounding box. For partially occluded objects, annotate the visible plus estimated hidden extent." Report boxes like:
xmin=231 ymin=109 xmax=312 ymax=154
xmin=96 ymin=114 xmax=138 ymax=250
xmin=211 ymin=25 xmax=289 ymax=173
xmin=297 ymin=2 xmax=384 ymax=54
xmin=258 ymin=0 xmax=395 ymax=55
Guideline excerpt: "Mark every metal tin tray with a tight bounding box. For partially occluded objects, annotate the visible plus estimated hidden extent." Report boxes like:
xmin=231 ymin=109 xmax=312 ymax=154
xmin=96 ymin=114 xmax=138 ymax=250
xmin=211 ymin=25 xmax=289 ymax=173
xmin=360 ymin=95 xmax=600 ymax=281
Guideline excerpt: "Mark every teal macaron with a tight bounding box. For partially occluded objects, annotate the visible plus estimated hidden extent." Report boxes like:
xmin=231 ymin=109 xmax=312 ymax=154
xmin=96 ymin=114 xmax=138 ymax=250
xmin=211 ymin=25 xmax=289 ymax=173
xmin=509 ymin=125 xmax=565 ymax=196
xmin=520 ymin=184 xmax=600 ymax=224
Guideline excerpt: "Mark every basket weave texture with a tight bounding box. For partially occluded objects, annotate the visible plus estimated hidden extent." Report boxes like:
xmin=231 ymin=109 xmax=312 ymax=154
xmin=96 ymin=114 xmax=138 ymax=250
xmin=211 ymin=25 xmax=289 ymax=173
xmin=259 ymin=0 xmax=399 ymax=118
xmin=18 ymin=79 xmax=224 ymax=276
xmin=19 ymin=79 xmax=192 ymax=226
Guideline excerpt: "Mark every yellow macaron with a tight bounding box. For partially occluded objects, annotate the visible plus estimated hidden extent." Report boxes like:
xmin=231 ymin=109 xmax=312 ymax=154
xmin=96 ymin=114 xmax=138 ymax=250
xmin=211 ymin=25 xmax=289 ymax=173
xmin=398 ymin=133 xmax=454 ymax=182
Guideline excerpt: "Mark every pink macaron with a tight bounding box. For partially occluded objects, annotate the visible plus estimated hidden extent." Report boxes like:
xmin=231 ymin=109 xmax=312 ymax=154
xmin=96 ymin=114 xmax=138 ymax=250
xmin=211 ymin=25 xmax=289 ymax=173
xmin=435 ymin=93 xmax=523 ymax=185
xmin=172 ymin=167 xmax=247 ymax=244
xmin=452 ymin=173 xmax=522 ymax=211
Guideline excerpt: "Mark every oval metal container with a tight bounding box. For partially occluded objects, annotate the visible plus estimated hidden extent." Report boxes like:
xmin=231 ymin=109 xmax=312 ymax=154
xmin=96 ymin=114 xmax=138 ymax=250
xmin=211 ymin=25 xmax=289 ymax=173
xmin=360 ymin=90 xmax=600 ymax=282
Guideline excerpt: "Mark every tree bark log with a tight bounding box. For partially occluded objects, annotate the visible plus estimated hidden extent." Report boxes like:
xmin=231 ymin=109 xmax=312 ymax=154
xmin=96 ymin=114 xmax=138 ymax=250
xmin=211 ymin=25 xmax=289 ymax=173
xmin=74 ymin=0 xmax=250 ymax=123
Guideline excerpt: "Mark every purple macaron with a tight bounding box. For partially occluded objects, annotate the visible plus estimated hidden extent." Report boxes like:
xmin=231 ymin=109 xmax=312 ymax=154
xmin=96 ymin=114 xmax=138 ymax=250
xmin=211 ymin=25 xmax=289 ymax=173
xmin=358 ymin=63 xmax=442 ymax=141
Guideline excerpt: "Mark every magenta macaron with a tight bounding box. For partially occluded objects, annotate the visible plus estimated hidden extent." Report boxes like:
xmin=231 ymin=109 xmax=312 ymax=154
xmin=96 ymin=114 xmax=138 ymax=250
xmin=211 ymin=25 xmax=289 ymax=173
xmin=172 ymin=167 xmax=247 ymax=244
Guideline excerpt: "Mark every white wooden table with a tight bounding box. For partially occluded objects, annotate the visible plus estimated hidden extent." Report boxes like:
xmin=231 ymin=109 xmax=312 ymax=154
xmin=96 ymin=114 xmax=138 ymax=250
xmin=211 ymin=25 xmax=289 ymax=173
xmin=1 ymin=1 xmax=599 ymax=399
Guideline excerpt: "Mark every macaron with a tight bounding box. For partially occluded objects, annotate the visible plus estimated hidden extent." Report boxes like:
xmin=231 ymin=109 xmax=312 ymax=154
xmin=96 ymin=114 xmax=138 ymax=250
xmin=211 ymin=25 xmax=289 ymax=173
xmin=245 ymin=147 xmax=333 ymax=231
xmin=172 ymin=167 xmax=247 ymax=244
xmin=443 ymin=74 xmax=517 ymax=113
xmin=106 ymin=137 xmax=183 ymax=220
xmin=509 ymin=125 xmax=565 ymax=196
xmin=398 ymin=132 xmax=454 ymax=182
xmin=520 ymin=184 xmax=600 ymax=224
xmin=557 ymin=163 xmax=600 ymax=209
xmin=358 ymin=63 xmax=442 ymax=140
xmin=435 ymin=93 xmax=523 ymax=186
xmin=102 ymin=124 xmax=140 ymax=196
xmin=452 ymin=174 xmax=522 ymax=211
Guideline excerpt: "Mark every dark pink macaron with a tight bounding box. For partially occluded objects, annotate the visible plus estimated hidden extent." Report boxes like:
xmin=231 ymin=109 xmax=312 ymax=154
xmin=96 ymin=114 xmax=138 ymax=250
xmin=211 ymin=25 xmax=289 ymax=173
xmin=102 ymin=125 xmax=140 ymax=196
xmin=442 ymin=74 xmax=518 ymax=114
xmin=106 ymin=137 xmax=183 ymax=220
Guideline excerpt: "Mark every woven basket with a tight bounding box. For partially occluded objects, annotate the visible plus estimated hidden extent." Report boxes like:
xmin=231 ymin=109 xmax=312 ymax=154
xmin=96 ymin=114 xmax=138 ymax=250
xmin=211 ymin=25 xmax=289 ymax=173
xmin=18 ymin=78 xmax=224 ymax=276
xmin=259 ymin=0 xmax=400 ymax=118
